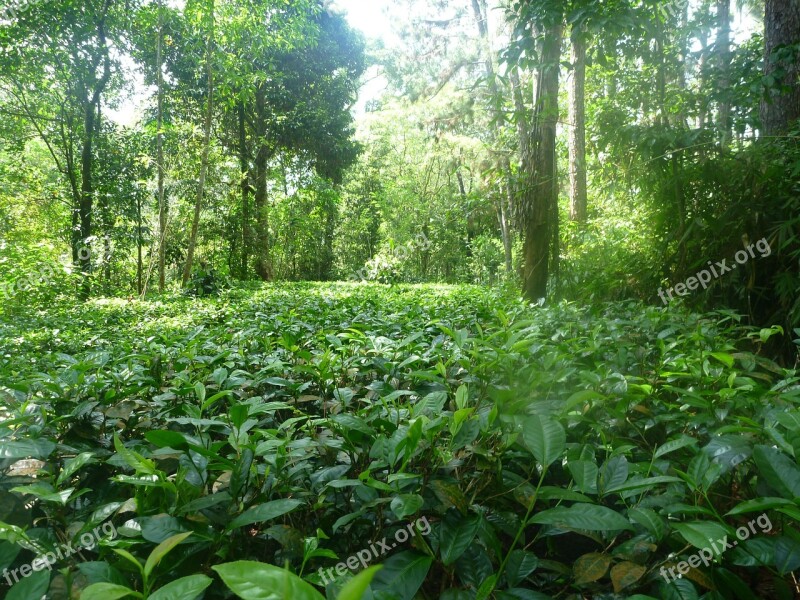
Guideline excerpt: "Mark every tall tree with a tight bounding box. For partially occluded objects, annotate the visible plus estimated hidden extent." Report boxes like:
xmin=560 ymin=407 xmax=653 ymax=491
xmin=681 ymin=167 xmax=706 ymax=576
xmin=716 ymin=0 xmax=732 ymax=144
xmin=568 ymin=22 xmax=588 ymax=222
xmin=509 ymin=2 xmax=563 ymax=301
xmin=470 ymin=0 xmax=515 ymax=275
xmin=241 ymin=7 xmax=364 ymax=280
xmin=182 ymin=0 xmax=215 ymax=285
xmin=156 ymin=0 xmax=167 ymax=293
xmin=0 ymin=0 xmax=122 ymax=298
xmin=761 ymin=0 xmax=800 ymax=136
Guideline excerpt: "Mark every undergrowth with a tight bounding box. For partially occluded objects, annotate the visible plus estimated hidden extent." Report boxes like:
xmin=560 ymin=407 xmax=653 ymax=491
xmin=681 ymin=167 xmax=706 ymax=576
xmin=0 ymin=283 xmax=799 ymax=599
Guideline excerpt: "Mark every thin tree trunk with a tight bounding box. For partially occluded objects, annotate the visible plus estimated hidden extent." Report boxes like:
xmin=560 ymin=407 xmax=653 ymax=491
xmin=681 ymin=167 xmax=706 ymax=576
xmin=253 ymin=83 xmax=273 ymax=281
xmin=79 ymin=99 xmax=95 ymax=297
xmin=761 ymin=0 xmax=800 ymax=136
xmin=77 ymin=0 xmax=112 ymax=300
xmin=238 ymin=100 xmax=250 ymax=279
xmin=717 ymin=0 xmax=731 ymax=145
xmin=497 ymin=175 xmax=513 ymax=274
xmin=136 ymin=191 xmax=143 ymax=294
xmin=99 ymin=183 xmax=112 ymax=294
xmin=568 ymin=26 xmax=587 ymax=223
xmin=456 ymin=168 xmax=473 ymax=259
xmin=522 ymin=21 xmax=562 ymax=302
xmin=471 ymin=0 xmax=517 ymax=277
xmin=157 ymin=0 xmax=167 ymax=292
xmin=182 ymin=0 xmax=215 ymax=286
xmin=697 ymin=31 xmax=709 ymax=129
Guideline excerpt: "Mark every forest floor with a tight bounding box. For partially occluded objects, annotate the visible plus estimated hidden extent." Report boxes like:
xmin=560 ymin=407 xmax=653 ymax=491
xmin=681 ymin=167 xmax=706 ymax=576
xmin=0 ymin=283 xmax=798 ymax=599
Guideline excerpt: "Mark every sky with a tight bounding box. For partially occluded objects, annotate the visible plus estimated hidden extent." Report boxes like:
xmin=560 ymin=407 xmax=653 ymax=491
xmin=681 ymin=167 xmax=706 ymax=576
xmin=334 ymin=0 xmax=394 ymax=112
xmin=334 ymin=0 xmax=393 ymax=40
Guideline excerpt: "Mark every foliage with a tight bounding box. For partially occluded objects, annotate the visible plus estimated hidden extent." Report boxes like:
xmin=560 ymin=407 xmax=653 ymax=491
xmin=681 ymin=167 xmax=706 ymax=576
xmin=1 ymin=284 xmax=799 ymax=598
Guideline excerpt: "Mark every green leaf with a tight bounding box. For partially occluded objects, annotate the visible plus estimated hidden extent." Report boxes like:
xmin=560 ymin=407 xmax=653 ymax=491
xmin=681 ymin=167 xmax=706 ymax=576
xmin=505 ymin=550 xmax=538 ymax=586
xmin=213 ymin=561 xmax=325 ymax=600
xmin=659 ymin=577 xmax=699 ymax=600
xmin=654 ymin=436 xmax=697 ymax=459
xmin=145 ymin=430 xmax=190 ymax=450
xmin=148 ymin=575 xmax=213 ymax=600
xmin=194 ymin=381 xmax=206 ymax=404
xmin=144 ymin=531 xmax=192 ymax=579
xmin=228 ymin=499 xmax=304 ymax=531
xmin=112 ymin=548 xmax=144 ymax=574
xmin=335 ymin=565 xmax=382 ymax=600
xmin=6 ymin=569 xmax=50 ymax=600
xmin=439 ymin=511 xmax=480 ymax=565
xmin=0 ymin=541 xmax=21 ymax=571
xmin=726 ymin=497 xmax=795 ymax=515
xmin=0 ymin=439 xmax=55 ymax=459
xmin=562 ymin=390 xmax=605 ymax=414
xmin=475 ymin=574 xmax=497 ymax=600
xmin=80 ymin=583 xmax=143 ymax=600
xmin=753 ymin=445 xmax=800 ymax=499
xmin=370 ymin=551 xmax=433 ymax=600
xmin=709 ymin=352 xmax=734 ymax=368
xmin=521 ymin=415 xmax=565 ymax=468
xmin=390 ymin=494 xmax=424 ymax=520
xmin=413 ymin=391 xmax=447 ymax=417
xmin=567 ymin=460 xmax=598 ymax=494
xmin=672 ymin=521 xmax=729 ymax=555
xmin=605 ymin=476 xmax=683 ymax=494
xmin=140 ymin=515 xmax=189 ymax=543
xmin=529 ymin=504 xmax=633 ymax=532
xmin=113 ymin=435 xmax=156 ymax=475
xmin=628 ymin=508 xmax=667 ymax=540
xmin=57 ymin=452 xmax=96 ymax=485
xmin=0 ymin=521 xmax=41 ymax=552
xmin=536 ymin=486 xmax=592 ymax=502
xmin=774 ymin=537 xmax=800 ymax=575
xmin=10 ymin=483 xmax=77 ymax=505
xmin=598 ymin=456 xmax=628 ymax=494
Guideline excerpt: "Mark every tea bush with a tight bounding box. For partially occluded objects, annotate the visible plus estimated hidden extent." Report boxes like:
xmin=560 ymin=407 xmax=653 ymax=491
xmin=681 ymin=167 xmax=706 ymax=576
xmin=0 ymin=283 xmax=798 ymax=599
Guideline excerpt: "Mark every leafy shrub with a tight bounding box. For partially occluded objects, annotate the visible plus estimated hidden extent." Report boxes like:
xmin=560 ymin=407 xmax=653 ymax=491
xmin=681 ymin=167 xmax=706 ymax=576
xmin=0 ymin=284 xmax=799 ymax=599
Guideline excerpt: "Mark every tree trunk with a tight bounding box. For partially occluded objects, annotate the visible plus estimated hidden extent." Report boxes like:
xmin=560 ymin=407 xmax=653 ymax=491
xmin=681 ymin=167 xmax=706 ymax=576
xmin=499 ymin=175 xmax=514 ymax=275
xmin=456 ymin=168 xmax=473 ymax=259
xmin=79 ymin=100 xmax=95 ymax=298
xmin=568 ymin=26 xmax=587 ymax=223
xmin=76 ymin=1 xmax=112 ymax=300
xmin=238 ymin=100 xmax=250 ymax=279
xmin=182 ymin=0 xmax=215 ymax=286
xmin=717 ymin=0 xmax=731 ymax=145
xmin=697 ymin=30 xmax=709 ymax=129
xmin=761 ymin=0 xmax=800 ymax=136
xmin=253 ymin=83 xmax=273 ymax=281
xmin=157 ymin=0 xmax=167 ymax=293
xmin=136 ymin=191 xmax=143 ymax=294
xmin=522 ymin=21 xmax=562 ymax=302
xmin=471 ymin=0 xmax=517 ymax=277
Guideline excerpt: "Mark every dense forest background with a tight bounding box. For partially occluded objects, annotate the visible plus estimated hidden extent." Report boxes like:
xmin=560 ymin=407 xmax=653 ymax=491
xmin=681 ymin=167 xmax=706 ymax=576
xmin=1 ymin=0 xmax=799 ymax=341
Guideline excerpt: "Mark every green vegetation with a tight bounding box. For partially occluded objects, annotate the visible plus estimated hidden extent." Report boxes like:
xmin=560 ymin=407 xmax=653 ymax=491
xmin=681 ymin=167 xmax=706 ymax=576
xmin=2 ymin=0 xmax=800 ymax=598
xmin=1 ymin=284 xmax=799 ymax=598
